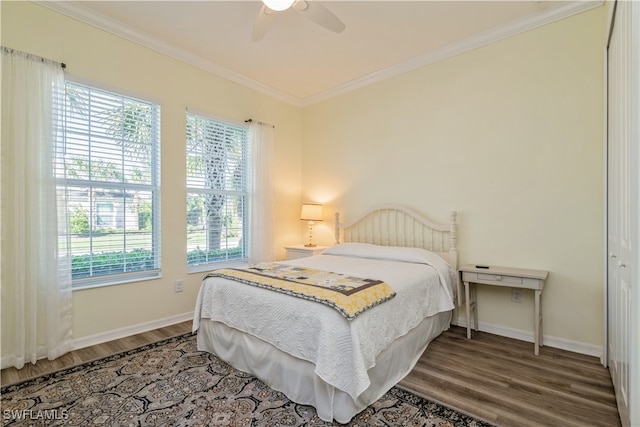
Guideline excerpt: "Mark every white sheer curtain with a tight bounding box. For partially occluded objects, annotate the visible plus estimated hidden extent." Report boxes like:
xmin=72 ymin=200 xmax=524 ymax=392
xmin=1 ymin=48 xmax=73 ymax=369
xmin=248 ymin=121 xmax=275 ymax=264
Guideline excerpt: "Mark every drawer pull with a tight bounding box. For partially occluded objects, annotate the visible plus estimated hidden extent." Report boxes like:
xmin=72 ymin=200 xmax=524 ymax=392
xmin=496 ymin=275 xmax=502 ymax=281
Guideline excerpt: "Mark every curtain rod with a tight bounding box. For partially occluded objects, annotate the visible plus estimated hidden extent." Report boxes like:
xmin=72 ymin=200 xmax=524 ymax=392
xmin=1 ymin=46 xmax=66 ymax=69
xmin=245 ymin=118 xmax=275 ymax=129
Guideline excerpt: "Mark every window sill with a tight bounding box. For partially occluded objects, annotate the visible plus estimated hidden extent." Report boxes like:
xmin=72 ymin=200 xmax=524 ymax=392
xmin=188 ymin=259 xmax=248 ymax=275
xmin=72 ymin=271 xmax=161 ymax=291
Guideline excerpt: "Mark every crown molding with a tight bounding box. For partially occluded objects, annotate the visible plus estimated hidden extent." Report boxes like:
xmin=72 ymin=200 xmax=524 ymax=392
xmin=299 ymin=0 xmax=604 ymax=106
xmin=35 ymin=0 xmax=603 ymax=108
xmin=34 ymin=0 xmax=303 ymax=106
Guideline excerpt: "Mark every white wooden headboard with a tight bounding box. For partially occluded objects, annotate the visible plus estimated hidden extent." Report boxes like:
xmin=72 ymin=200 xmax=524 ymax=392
xmin=334 ymin=205 xmax=458 ymax=268
xmin=334 ymin=205 xmax=461 ymax=305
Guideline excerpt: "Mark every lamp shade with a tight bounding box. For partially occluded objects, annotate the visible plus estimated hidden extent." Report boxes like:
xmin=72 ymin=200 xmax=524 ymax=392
xmin=300 ymin=204 xmax=323 ymax=221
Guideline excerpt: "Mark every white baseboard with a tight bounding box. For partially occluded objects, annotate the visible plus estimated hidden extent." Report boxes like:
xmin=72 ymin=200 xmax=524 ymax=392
xmin=16 ymin=311 xmax=604 ymax=368
xmin=72 ymin=311 xmax=194 ymax=351
xmin=455 ymin=316 xmax=603 ymax=358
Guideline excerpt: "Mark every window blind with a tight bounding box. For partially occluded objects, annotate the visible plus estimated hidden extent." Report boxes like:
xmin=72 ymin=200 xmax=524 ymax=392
xmin=186 ymin=113 xmax=249 ymax=268
xmin=56 ymin=82 xmax=161 ymax=287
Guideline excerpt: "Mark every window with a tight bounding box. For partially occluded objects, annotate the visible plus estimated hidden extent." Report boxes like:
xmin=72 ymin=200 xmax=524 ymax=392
xmin=186 ymin=113 xmax=248 ymax=270
xmin=56 ymin=82 xmax=161 ymax=288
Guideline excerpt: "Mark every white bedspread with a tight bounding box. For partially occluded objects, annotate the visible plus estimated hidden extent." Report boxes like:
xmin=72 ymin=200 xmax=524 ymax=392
xmin=192 ymin=244 xmax=456 ymax=400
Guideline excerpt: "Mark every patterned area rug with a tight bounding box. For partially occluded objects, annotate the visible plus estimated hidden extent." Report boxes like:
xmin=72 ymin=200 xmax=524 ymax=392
xmin=1 ymin=334 xmax=493 ymax=426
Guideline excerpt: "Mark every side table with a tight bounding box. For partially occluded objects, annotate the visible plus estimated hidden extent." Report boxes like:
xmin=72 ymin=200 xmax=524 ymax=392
xmin=284 ymin=245 xmax=328 ymax=260
xmin=458 ymin=264 xmax=549 ymax=355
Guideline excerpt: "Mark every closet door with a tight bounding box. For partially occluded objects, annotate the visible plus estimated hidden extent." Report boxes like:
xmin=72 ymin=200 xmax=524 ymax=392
xmin=607 ymin=2 xmax=638 ymax=427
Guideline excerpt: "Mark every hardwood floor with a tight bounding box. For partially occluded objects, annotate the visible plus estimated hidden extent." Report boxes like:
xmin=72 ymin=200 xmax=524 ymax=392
xmin=399 ymin=326 xmax=621 ymax=427
xmin=0 ymin=321 xmax=193 ymax=387
xmin=1 ymin=323 xmax=621 ymax=427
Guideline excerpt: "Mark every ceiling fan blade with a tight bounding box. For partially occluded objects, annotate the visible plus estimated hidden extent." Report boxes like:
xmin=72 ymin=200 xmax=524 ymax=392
xmin=294 ymin=0 xmax=345 ymax=34
xmin=252 ymin=4 xmax=277 ymax=41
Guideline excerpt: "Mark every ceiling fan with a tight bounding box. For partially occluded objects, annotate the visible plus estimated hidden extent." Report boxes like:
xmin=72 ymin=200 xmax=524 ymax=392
xmin=252 ymin=0 xmax=346 ymax=42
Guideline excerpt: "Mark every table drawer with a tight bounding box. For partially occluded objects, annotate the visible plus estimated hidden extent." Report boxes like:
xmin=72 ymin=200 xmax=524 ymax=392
xmin=287 ymin=249 xmax=311 ymax=260
xmin=477 ymin=273 xmax=523 ymax=284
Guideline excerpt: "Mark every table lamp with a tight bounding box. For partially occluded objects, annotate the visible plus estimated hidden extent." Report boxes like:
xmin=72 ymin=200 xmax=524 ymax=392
xmin=300 ymin=204 xmax=323 ymax=247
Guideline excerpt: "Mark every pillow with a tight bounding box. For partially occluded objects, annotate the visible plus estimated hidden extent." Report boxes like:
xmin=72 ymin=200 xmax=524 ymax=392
xmin=324 ymin=242 xmax=457 ymax=305
xmin=324 ymin=242 xmax=440 ymax=265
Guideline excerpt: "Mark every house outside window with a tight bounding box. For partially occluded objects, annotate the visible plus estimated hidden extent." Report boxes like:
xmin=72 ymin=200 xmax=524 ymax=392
xmin=186 ymin=113 xmax=248 ymax=271
xmin=56 ymin=82 xmax=161 ymax=288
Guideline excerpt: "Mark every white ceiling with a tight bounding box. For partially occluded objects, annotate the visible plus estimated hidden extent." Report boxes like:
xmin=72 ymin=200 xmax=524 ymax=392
xmin=41 ymin=1 xmax=601 ymax=106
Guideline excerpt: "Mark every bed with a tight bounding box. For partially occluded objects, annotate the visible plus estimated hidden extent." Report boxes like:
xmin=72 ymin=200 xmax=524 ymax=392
xmin=192 ymin=205 xmax=460 ymax=423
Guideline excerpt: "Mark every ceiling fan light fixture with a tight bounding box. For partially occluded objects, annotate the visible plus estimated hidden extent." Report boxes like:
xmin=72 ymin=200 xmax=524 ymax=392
xmin=262 ymin=0 xmax=295 ymax=12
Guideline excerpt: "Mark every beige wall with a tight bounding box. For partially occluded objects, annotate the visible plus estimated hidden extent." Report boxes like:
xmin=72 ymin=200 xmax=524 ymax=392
xmin=301 ymin=7 xmax=606 ymax=350
xmin=1 ymin=2 xmax=302 ymax=340
xmin=2 ymin=2 xmax=607 ymax=351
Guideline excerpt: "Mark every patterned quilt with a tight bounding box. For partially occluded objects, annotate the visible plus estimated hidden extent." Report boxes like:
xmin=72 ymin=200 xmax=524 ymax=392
xmin=204 ymin=262 xmax=396 ymax=320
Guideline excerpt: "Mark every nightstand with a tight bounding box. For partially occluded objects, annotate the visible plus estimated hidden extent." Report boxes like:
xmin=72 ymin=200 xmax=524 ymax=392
xmin=284 ymin=245 xmax=328 ymax=260
xmin=458 ymin=264 xmax=549 ymax=355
